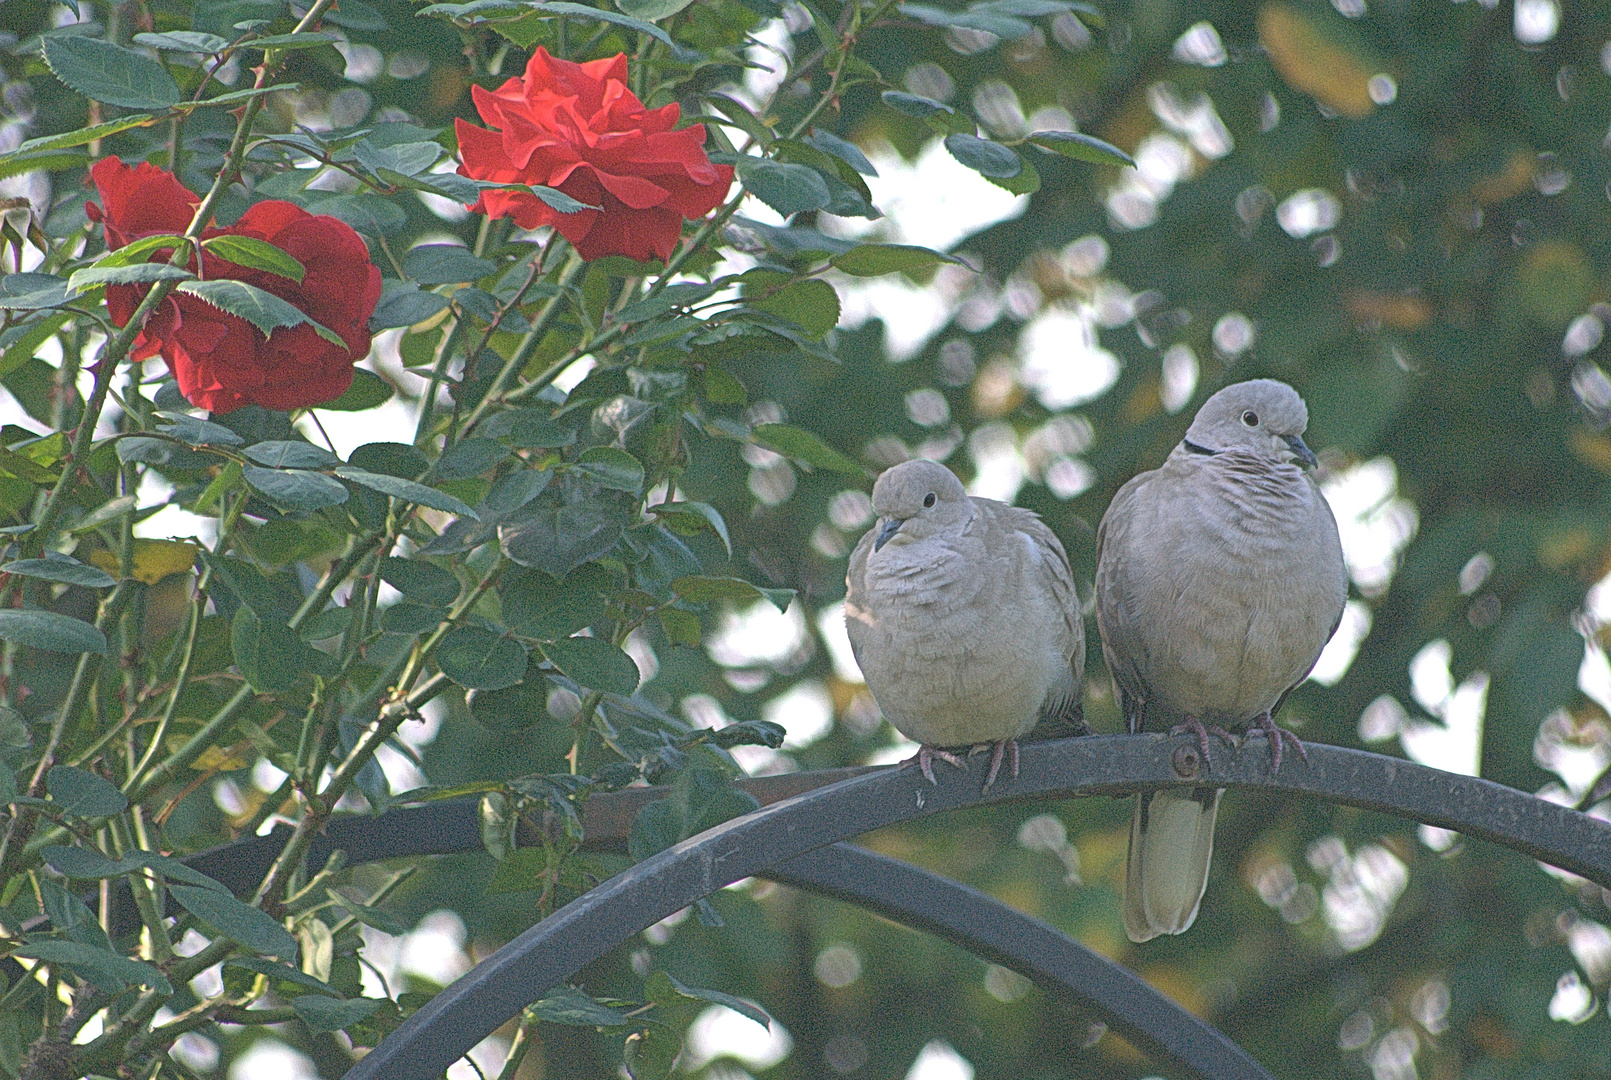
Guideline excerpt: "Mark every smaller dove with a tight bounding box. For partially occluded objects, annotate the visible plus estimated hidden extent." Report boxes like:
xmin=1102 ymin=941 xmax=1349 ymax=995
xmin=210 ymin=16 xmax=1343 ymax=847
xmin=1095 ymin=379 xmax=1347 ymax=942
xmin=845 ymin=459 xmax=1085 ymax=788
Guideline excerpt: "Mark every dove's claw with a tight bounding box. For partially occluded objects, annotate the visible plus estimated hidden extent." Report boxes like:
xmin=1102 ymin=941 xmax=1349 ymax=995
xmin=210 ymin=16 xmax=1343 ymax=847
xmin=981 ymin=738 xmax=1020 ymax=791
xmin=907 ymin=744 xmax=966 ymax=785
xmin=1169 ymin=716 xmax=1235 ymax=771
xmin=1253 ymin=711 xmax=1306 ymax=772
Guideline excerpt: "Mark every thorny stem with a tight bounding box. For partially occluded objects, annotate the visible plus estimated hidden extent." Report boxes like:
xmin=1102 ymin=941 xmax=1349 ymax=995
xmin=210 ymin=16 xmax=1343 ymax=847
xmin=499 ymin=192 xmax=745 ymax=410
xmin=250 ymin=565 xmax=500 ymax=912
xmin=440 ymin=236 xmax=559 ymax=449
xmin=457 ymin=245 xmax=585 ymax=436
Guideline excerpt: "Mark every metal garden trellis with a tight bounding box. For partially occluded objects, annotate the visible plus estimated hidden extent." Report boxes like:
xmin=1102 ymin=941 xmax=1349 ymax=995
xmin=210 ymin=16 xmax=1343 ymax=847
xmin=135 ymin=731 xmax=1611 ymax=1080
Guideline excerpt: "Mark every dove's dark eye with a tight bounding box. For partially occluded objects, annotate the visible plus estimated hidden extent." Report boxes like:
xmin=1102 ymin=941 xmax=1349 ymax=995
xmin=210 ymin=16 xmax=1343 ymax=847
xmin=1241 ymin=410 xmax=1259 ymax=427
xmin=923 ymin=492 xmax=937 ymax=508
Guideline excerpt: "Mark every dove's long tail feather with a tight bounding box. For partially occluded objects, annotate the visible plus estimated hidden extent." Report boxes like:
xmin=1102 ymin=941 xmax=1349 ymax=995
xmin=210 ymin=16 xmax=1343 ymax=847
xmin=1124 ymin=788 xmax=1222 ymax=943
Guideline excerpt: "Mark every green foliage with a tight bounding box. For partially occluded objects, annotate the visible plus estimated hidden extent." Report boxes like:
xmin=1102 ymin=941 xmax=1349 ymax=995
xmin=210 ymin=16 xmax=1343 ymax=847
xmin=1 ymin=1 xmax=1606 ymax=1078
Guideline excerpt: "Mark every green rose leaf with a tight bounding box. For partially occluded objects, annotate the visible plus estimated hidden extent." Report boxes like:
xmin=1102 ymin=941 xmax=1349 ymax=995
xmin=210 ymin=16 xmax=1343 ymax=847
xmin=0 ymin=609 xmax=109 ymax=655
xmin=240 ymin=32 xmax=345 ymax=50
xmin=500 ymin=502 xmax=626 ymax=576
xmin=522 ymin=2 xmax=675 ymax=47
xmin=368 ymin=285 xmax=450 ymax=330
xmin=41 ymin=35 xmax=182 ymax=111
xmin=67 ymin=263 xmax=194 ymax=293
xmin=943 ymin=133 xmax=1023 ymax=178
xmin=176 ymin=279 xmax=347 ymax=347
xmin=648 ymin=501 xmax=731 ymax=556
xmin=466 ymin=678 xmax=551 ymax=733
xmin=661 ymin=973 xmax=773 ymax=1028
xmin=880 ymin=90 xmax=954 ymax=118
xmin=530 ymin=985 xmax=630 ymax=1026
xmin=333 ymin=466 xmax=480 ymax=518
xmin=831 ymin=243 xmax=962 ymax=279
xmin=43 ymin=844 xmax=135 ymax=879
xmin=308 ymin=193 xmax=408 ymax=236
xmin=378 ymin=602 xmax=447 ymax=635
xmin=168 ymin=883 xmax=299 ymax=960
xmin=403 ymin=243 xmax=496 ymax=285
xmin=804 ymin=129 xmax=878 ymax=175
xmin=1026 ymin=129 xmax=1136 ymax=167
xmin=243 ymin=440 xmax=339 ymax=469
xmin=12 ymin=940 xmax=171 ymax=995
xmin=749 ymin=279 xmax=840 ymax=339
xmin=479 ymin=469 xmax=552 ymax=519
xmin=572 ymin=447 xmax=645 ymax=495
xmin=437 ymin=627 xmax=528 ymax=690
xmin=13 ymin=116 xmax=158 ymax=156
xmin=1 ymin=555 xmax=117 ymax=588
xmin=326 ymin=890 xmax=410 ymax=936
xmin=46 ymin=765 xmax=128 ymax=818
xmin=131 ymin=30 xmax=232 ymax=54
xmin=435 ymin=437 xmax=510 ymax=480
xmin=380 ymin=557 xmax=462 ymax=607
xmin=299 ymin=606 xmax=353 ymax=641
xmin=201 ymin=235 xmax=306 ymax=282
xmin=231 ymin=607 xmax=313 ymax=692
xmin=479 ymin=410 xmax=578 ymax=449
xmin=157 ymin=411 xmax=244 ymax=446
xmin=243 ymin=465 xmax=350 ymax=512
xmin=540 ymin=635 xmax=640 ymax=695
xmin=318 ymin=369 xmax=395 ymax=412
xmin=987 ymin=149 xmax=1041 ymax=195
xmin=613 ymin=0 xmax=695 ymax=19
xmin=751 ymin=423 xmax=865 ymax=475
xmin=734 ymin=158 xmax=833 ymax=218
xmin=671 ymin=576 xmax=794 ymax=613
xmin=499 ymin=564 xmax=611 ymax=640
xmin=900 ymin=2 xmax=1033 ymax=38
xmin=353 ymin=139 xmax=442 ymax=180
xmin=291 ymin=995 xmax=385 ymax=1033
xmin=225 ymin=957 xmax=336 ymax=994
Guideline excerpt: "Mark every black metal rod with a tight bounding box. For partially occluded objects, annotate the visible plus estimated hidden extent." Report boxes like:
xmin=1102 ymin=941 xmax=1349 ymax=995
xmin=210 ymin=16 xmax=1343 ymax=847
xmin=343 ymin=735 xmax=1611 ymax=1080
xmin=765 ymin=843 xmax=1275 ymax=1080
xmin=72 ymin=763 xmax=1268 ymax=1078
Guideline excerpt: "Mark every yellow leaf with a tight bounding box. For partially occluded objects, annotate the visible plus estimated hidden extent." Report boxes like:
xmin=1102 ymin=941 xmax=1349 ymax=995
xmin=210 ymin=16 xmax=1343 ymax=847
xmin=1471 ymin=149 xmax=1537 ymax=205
xmin=88 ymin=539 xmax=199 ymax=585
xmin=1569 ymin=429 xmax=1611 ymax=475
xmin=190 ymin=744 xmax=254 ymax=771
xmin=1258 ymin=3 xmax=1376 ymax=119
xmin=1517 ymin=240 xmax=1592 ymax=328
xmin=1345 ymin=291 xmax=1434 ymax=330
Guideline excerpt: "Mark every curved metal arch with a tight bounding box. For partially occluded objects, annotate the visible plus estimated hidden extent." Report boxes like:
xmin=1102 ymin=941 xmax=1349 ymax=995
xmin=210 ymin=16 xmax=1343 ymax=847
xmin=765 ymin=843 xmax=1274 ymax=1080
xmin=343 ymin=735 xmax=1611 ymax=1080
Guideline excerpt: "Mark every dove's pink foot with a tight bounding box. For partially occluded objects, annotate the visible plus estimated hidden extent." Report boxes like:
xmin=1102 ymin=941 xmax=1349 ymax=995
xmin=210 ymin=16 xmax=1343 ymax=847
xmin=980 ymin=737 xmax=1019 ymax=790
xmin=903 ymin=744 xmax=966 ymax=785
xmin=1252 ymin=710 xmax=1307 ymax=772
xmin=1169 ymin=715 xmax=1236 ymax=770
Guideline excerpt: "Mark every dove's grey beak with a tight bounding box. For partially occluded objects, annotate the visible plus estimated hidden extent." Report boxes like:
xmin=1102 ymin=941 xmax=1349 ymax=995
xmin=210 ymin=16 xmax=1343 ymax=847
xmin=873 ymin=517 xmax=904 ymax=551
xmin=1282 ymin=434 xmax=1319 ymax=469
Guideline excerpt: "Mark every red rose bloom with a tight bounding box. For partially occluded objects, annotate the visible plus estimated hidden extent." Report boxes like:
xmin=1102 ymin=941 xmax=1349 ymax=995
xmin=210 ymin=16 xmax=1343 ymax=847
xmin=86 ymin=158 xmax=382 ymax=415
xmin=454 ymin=48 xmax=733 ymax=263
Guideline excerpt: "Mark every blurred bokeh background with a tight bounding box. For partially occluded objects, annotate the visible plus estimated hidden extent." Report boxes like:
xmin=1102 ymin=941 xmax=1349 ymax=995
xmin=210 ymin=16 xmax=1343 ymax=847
xmin=7 ymin=0 xmax=1611 ymax=1077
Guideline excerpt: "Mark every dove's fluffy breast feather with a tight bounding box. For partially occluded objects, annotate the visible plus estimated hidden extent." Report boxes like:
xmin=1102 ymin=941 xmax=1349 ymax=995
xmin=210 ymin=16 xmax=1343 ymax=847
xmin=1095 ymin=447 xmax=1346 ymax=724
xmin=846 ymin=496 xmax=1079 ymax=746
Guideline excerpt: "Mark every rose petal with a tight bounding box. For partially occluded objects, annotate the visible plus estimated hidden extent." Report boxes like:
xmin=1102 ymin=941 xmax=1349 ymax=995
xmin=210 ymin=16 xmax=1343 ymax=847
xmin=87 ymin=162 xmax=379 ymax=414
xmin=454 ymin=47 xmax=727 ymax=263
xmin=589 ymin=168 xmax=670 ymax=211
xmin=88 ymin=157 xmax=201 ymax=249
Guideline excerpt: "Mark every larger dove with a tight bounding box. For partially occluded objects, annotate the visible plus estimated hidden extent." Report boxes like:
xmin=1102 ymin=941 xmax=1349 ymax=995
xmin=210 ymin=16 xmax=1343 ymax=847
xmin=845 ymin=459 xmax=1085 ymax=789
xmin=1095 ymin=379 xmax=1347 ymax=942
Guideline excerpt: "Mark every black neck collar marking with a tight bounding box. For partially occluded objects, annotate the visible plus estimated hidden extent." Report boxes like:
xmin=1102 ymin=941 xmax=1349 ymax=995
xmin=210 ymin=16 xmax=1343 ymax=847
xmin=1182 ymin=439 xmax=1219 ymax=457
